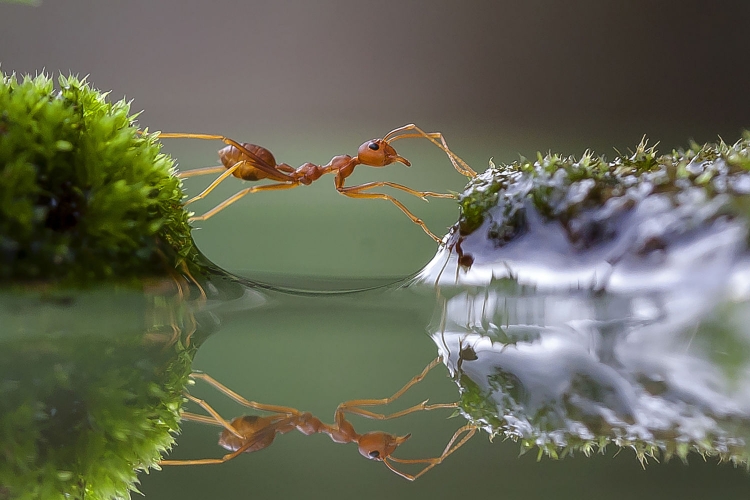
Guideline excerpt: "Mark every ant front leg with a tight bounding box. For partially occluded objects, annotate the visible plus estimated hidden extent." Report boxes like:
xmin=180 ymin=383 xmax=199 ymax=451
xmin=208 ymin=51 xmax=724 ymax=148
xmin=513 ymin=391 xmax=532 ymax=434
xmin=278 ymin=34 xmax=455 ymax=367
xmin=338 ymin=357 xmax=451 ymax=420
xmin=383 ymin=124 xmax=477 ymax=178
xmin=347 ymin=181 xmax=455 ymax=201
xmin=387 ymin=424 xmax=478 ymax=481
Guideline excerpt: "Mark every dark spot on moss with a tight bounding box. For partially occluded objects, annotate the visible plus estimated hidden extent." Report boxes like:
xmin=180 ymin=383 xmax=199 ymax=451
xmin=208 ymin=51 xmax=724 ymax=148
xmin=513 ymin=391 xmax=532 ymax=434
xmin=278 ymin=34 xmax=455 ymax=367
xmin=564 ymin=215 xmax=617 ymax=250
xmin=486 ymin=205 xmax=528 ymax=247
xmin=41 ymin=181 xmax=86 ymax=232
xmin=39 ymin=389 xmax=89 ymax=454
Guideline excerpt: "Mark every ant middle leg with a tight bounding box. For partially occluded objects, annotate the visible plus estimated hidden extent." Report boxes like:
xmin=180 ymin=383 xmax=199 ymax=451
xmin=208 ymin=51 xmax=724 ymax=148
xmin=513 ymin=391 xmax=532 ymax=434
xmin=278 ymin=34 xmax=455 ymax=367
xmin=337 ymin=357 xmax=444 ymax=417
xmin=343 ymin=401 xmax=458 ymax=421
xmin=336 ymin=187 xmax=444 ymax=243
xmin=345 ymin=181 xmax=455 ymax=201
xmin=183 ymin=161 xmax=247 ymax=206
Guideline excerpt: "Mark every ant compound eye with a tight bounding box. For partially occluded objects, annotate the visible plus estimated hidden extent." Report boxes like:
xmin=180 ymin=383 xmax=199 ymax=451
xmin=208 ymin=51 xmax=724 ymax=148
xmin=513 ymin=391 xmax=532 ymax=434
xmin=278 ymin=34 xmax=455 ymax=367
xmin=368 ymin=142 xmax=380 ymax=151
xmin=369 ymin=450 xmax=380 ymax=458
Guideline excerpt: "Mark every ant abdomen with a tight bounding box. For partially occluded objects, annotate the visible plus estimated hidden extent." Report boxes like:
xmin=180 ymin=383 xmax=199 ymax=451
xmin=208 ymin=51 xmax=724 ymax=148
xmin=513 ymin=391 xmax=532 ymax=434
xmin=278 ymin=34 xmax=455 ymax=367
xmin=218 ymin=143 xmax=279 ymax=181
xmin=218 ymin=415 xmax=276 ymax=453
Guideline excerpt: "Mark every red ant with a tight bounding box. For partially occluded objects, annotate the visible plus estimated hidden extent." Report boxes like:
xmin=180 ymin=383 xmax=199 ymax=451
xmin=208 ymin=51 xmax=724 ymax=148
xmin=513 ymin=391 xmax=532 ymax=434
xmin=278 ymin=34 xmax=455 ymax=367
xmin=159 ymin=357 xmax=477 ymax=481
xmin=156 ymin=124 xmax=477 ymax=243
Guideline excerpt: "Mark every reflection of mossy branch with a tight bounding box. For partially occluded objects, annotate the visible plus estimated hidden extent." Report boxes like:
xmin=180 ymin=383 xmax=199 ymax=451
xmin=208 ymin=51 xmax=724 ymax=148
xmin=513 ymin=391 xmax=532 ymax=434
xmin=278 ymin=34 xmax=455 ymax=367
xmin=0 ymin=289 xmax=197 ymax=500
xmin=0 ymin=72 xmax=193 ymax=284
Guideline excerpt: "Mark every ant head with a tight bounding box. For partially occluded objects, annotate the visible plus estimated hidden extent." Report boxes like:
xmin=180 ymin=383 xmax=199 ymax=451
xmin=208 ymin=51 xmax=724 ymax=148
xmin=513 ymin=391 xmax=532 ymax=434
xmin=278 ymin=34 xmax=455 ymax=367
xmin=357 ymin=139 xmax=411 ymax=168
xmin=357 ymin=431 xmax=411 ymax=461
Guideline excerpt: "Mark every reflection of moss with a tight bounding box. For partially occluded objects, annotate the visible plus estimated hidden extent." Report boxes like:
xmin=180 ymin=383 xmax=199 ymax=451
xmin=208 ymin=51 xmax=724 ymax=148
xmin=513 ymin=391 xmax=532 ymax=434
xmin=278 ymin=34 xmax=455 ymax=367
xmin=567 ymin=373 xmax=635 ymax=424
xmin=487 ymin=368 xmax=526 ymax=410
xmin=0 ymin=288 xmax=197 ymax=500
xmin=695 ymin=303 xmax=750 ymax=386
xmin=0 ymin=72 xmax=193 ymax=284
xmin=457 ymin=367 xmax=750 ymax=467
xmin=458 ymin=134 xmax=750 ymax=239
xmin=457 ymin=376 xmax=503 ymax=433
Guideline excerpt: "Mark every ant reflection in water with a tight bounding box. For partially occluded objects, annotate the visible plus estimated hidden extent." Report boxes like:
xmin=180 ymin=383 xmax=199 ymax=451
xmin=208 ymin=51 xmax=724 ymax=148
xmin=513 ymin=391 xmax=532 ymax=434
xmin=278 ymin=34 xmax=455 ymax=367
xmin=160 ymin=357 xmax=477 ymax=481
xmin=156 ymin=124 xmax=477 ymax=243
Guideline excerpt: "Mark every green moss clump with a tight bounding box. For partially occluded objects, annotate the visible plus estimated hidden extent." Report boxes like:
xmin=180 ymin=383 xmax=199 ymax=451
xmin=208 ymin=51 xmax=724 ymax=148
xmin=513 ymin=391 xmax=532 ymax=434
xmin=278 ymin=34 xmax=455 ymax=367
xmin=457 ymin=134 xmax=750 ymax=240
xmin=0 ymin=72 xmax=193 ymax=284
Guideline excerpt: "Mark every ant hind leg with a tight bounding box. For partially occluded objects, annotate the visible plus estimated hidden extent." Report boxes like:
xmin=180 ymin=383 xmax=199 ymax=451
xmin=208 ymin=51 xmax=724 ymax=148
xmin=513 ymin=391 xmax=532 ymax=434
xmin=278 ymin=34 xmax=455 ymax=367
xmin=189 ymin=182 xmax=299 ymax=222
xmin=189 ymin=372 xmax=302 ymax=415
xmin=178 ymin=165 xmax=228 ymax=179
xmin=159 ymin=436 xmax=258 ymax=466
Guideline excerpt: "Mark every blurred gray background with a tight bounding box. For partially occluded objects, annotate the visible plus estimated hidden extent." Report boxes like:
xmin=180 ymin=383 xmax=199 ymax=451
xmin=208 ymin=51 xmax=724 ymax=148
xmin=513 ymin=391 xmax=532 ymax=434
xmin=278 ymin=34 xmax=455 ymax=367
xmin=3 ymin=2 xmax=750 ymax=499
xmin=3 ymin=0 xmax=748 ymax=278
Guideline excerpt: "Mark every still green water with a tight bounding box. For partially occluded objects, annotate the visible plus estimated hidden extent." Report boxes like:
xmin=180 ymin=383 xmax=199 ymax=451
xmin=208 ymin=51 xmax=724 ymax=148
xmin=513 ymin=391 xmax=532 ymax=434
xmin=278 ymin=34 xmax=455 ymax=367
xmin=137 ymin=272 xmax=750 ymax=500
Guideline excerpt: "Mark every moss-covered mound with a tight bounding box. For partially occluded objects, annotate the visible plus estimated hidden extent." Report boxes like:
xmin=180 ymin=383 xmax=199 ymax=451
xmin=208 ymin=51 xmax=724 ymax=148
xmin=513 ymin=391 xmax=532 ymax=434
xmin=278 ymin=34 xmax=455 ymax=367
xmin=0 ymin=72 xmax=192 ymax=284
xmin=458 ymin=134 xmax=750 ymax=242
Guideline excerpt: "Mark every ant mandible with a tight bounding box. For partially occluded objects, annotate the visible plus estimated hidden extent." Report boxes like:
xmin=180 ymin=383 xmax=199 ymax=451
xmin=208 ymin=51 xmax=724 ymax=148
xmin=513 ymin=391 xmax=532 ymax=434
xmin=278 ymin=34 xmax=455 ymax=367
xmin=156 ymin=124 xmax=477 ymax=243
xmin=159 ymin=357 xmax=477 ymax=481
